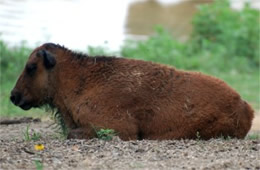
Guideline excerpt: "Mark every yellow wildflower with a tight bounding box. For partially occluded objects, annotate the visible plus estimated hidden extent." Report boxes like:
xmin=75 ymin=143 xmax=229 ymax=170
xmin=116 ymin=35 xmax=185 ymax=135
xmin=34 ymin=144 xmax=45 ymax=151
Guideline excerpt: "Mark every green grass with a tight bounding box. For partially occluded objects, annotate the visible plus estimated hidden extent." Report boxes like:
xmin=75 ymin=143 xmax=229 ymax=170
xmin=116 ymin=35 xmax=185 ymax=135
xmin=196 ymin=131 xmax=201 ymax=140
xmin=34 ymin=160 xmax=43 ymax=170
xmin=23 ymin=125 xmax=41 ymax=141
xmin=247 ymin=133 xmax=260 ymax=140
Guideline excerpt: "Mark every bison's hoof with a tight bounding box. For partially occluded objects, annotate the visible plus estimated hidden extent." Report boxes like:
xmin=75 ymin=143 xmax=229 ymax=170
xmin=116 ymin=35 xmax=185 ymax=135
xmin=67 ymin=129 xmax=85 ymax=139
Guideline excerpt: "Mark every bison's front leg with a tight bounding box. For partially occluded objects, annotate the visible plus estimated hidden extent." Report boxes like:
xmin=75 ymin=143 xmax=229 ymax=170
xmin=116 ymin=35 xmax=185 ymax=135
xmin=60 ymin=111 xmax=77 ymax=129
xmin=67 ymin=127 xmax=96 ymax=139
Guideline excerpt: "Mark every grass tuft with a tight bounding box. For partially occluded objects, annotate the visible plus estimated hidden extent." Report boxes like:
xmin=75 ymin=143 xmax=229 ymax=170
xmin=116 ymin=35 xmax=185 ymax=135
xmin=23 ymin=125 xmax=41 ymax=141
xmin=34 ymin=160 xmax=43 ymax=170
xmin=96 ymin=128 xmax=117 ymax=141
xmin=247 ymin=133 xmax=260 ymax=140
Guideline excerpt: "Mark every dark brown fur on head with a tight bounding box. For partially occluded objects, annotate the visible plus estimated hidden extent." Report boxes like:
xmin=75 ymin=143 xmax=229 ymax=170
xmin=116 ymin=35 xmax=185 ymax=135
xmin=10 ymin=43 xmax=57 ymax=110
xmin=10 ymin=43 xmax=254 ymax=140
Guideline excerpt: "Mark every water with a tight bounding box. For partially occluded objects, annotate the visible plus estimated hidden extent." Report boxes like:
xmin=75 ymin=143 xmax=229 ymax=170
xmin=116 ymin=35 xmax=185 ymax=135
xmin=0 ymin=0 xmax=131 ymax=50
xmin=0 ymin=0 xmax=259 ymax=51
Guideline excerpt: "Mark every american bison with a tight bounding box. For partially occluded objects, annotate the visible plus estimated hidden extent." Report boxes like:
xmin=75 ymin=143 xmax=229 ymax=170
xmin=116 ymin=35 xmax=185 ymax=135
xmin=10 ymin=43 xmax=254 ymax=140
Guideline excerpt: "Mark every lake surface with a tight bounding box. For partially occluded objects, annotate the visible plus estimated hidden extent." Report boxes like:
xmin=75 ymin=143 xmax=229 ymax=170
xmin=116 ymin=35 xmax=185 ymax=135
xmin=0 ymin=0 xmax=259 ymax=51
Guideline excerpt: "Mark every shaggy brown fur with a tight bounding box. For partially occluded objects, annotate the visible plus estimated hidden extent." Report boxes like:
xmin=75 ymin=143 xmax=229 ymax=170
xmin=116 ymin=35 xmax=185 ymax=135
xmin=10 ymin=43 xmax=254 ymax=140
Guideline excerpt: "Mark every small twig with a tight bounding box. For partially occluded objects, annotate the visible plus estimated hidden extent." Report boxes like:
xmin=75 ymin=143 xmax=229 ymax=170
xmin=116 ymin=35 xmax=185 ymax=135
xmin=22 ymin=147 xmax=35 ymax=155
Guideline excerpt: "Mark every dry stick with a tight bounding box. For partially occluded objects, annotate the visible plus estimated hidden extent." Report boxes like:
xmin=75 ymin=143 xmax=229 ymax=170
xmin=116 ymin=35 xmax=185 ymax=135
xmin=0 ymin=117 xmax=41 ymax=125
xmin=22 ymin=147 xmax=36 ymax=155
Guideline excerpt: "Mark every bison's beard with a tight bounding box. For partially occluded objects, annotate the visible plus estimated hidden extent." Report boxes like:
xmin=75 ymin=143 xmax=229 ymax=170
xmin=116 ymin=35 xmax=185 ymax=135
xmin=39 ymin=101 xmax=68 ymax=137
xmin=38 ymin=97 xmax=55 ymax=112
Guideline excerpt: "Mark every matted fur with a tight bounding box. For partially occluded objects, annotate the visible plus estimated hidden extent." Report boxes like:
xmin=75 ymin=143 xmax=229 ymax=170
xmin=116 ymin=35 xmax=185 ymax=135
xmin=10 ymin=43 xmax=254 ymax=140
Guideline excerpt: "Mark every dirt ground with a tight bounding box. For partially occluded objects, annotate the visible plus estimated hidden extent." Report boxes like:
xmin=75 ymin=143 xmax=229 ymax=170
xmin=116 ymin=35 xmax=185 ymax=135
xmin=0 ymin=115 xmax=260 ymax=170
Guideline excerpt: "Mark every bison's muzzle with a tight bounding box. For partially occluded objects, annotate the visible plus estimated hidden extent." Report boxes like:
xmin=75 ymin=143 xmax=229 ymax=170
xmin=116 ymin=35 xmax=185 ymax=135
xmin=10 ymin=90 xmax=32 ymax=110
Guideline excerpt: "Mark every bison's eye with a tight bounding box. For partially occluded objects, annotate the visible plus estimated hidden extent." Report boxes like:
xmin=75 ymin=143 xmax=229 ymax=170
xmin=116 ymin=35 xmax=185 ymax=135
xmin=26 ymin=63 xmax=37 ymax=76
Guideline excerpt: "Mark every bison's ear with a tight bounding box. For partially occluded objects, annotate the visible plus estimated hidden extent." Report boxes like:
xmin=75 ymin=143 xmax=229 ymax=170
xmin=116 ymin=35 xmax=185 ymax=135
xmin=37 ymin=50 xmax=56 ymax=69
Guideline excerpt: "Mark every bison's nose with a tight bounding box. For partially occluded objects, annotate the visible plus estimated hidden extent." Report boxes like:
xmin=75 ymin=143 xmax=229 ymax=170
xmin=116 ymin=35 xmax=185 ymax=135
xmin=10 ymin=91 xmax=22 ymax=105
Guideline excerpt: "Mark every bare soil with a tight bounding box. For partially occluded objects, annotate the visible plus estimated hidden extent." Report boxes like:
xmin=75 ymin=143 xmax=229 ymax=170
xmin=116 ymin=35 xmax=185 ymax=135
xmin=0 ymin=118 xmax=259 ymax=170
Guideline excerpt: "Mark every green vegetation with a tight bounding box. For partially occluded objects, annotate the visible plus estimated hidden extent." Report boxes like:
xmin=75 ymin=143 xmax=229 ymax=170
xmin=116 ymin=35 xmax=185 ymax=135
xmin=96 ymin=128 xmax=117 ymax=141
xmin=34 ymin=160 xmax=43 ymax=170
xmin=192 ymin=1 xmax=259 ymax=66
xmin=196 ymin=131 xmax=201 ymax=140
xmin=23 ymin=125 xmax=41 ymax=141
xmin=0 ymin=0 xmax=259 ymax=117
xmin=52 ymin=111 xmax=69 ymax=138
xmin=121 ymin=1 xmax=259 ymax=71
xmin=247 ymin=133 xmax=260 ymax=140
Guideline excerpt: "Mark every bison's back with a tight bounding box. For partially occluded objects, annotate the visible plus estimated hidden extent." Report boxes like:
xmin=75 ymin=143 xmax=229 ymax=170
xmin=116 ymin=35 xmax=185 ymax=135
xmin=140 ymin=70 xmax=254 ymax=139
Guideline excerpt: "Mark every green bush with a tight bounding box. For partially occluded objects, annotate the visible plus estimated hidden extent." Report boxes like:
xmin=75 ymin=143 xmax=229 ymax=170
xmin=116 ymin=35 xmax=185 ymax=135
xmin=121 ymin=26 xmax=192 ymax=69
xmin=0 ymin=40 xmax=32 ymax=83
xmin=87 ymin=46 xmax=116 ymax=56
xmin=191 ymin=0 xmax=260 ymax=66
xmin=121 ymin=27 xmax=253 ymax=74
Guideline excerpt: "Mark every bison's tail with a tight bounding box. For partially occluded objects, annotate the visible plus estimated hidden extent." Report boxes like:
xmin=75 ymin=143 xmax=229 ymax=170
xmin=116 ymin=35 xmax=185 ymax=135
xmin=234 ymin=100 xmax=254 ymax=139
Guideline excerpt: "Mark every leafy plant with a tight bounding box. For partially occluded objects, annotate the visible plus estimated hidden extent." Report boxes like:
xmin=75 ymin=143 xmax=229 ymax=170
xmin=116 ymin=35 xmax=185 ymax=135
xmin=23 ymin=125 xmax=30 ymax=141
xmin=196 ymin=131 xmax=201 ymax=140
xmin=191 ymin=0 xmax=260 ymax=66
xmin=23 ymin=125 xmax=41 ymax=141
xmin=96 ymin=128 xmax=117 ymax=141
xmin=0 ymin=40 xmax=32 ymax=83
xmin=247 ymin=133 xmax=260 ymax=140
xmin=34 ymin=160 xmax=43 ymax=170
xmin=121 ymin=26 xmax=188 ymax=69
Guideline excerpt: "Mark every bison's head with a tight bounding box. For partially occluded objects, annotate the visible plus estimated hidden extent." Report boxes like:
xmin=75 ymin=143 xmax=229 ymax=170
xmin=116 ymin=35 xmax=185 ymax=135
xmin=10 ymin=44 xmax=56 ymax=110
